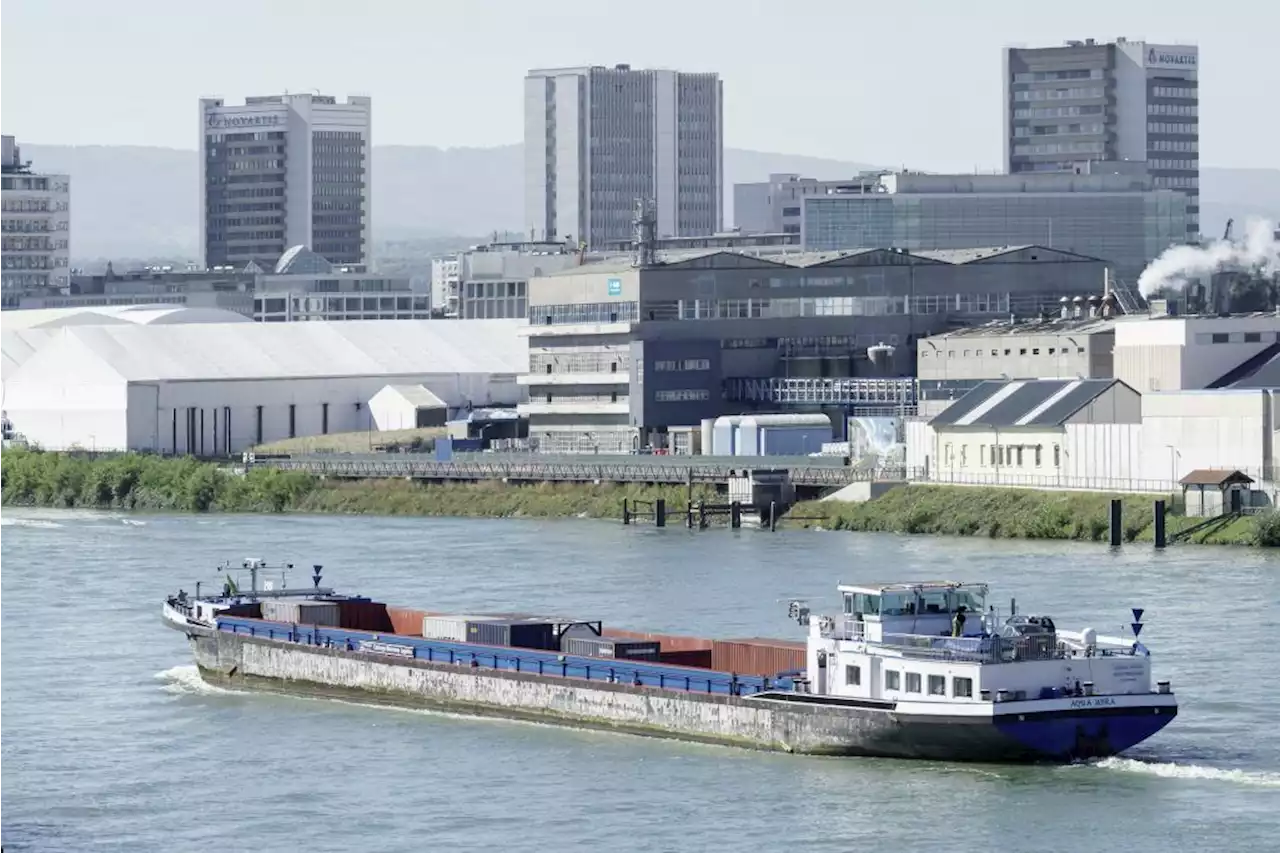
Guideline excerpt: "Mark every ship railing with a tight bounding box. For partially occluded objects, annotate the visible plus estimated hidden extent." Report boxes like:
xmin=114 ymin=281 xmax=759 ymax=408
xmin=876 ymin=632 xmax=1066 ymax=664
xmin=217 ymin=618 xmax=793 ymax=698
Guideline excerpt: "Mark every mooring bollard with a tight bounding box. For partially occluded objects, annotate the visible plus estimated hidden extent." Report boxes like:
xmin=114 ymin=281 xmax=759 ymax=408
xmin=1109 ymin=498 xmax=1123 ymax=547
xmin=730 ymin=501 xmax=742 ymax=529
xmin=1154 ymin=499 xmax=1166 ymax=549
xmin=655 ymin=498 xmax=666 ymax=528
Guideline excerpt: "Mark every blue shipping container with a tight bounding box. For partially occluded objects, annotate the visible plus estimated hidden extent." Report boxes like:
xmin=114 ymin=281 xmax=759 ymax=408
xmin=435 ymin=437 xmax=485 ymax=461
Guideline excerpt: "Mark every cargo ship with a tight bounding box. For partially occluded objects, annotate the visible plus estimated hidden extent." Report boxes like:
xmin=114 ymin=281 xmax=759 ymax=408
xmin=163 ymin=562 xmax=1178 ymax=763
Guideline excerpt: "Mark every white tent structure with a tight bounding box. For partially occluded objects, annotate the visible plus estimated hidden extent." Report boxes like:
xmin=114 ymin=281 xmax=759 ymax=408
xmin=1 ymin=304 xmax=252 ymax=331
xmin=3 ymin=319 xmax=527 ymax=454
xmin=368 ymin=384 xmax=449 ymax=431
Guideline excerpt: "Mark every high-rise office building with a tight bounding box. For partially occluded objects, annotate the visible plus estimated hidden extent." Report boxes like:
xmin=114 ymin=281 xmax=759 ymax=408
xmin=199 ymin=93 xmax=371 ymax=269
xmin=1 ymin=135 xmax=70 ymax=308
xmin=1003 ymin=38 xmax=1199 ymax=240
xmin=524 ymin=64 xmax=722 ymax=250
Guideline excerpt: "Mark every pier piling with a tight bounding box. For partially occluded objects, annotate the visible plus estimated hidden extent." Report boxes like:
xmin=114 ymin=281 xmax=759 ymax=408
xmin=655 ymin=498 xmax=667 ymax=528
xmin=1109 ymin=499 xmax=1123 ymax=547
xmin=622 ymin=498 xmax=631 ymax=525
xmin=1153 ymin=499 xmax=1166 ymax=549
xmin=730 ymin=501 xmax=742 ymax=529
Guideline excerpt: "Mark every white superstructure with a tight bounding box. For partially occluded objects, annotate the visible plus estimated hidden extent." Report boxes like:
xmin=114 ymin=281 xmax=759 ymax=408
xmin=797 ymin=581 xmax=1170 ymax=710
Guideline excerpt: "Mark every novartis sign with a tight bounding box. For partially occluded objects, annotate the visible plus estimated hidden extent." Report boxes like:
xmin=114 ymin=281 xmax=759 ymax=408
xmin=1145 ymin=48 xmax=1197 ymax=69
xmin=206 ymin=113 xmax=282 ymax=129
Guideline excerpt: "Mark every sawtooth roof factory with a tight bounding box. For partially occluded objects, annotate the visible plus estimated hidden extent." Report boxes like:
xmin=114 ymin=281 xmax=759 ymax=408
xmin=519 ymin=241 xmax=1106 ymax=453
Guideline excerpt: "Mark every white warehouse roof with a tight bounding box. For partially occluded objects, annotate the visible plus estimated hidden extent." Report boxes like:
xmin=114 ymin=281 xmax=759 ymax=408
xmin=2 ymin=328 xmax=57 ymax=376
xmin=9 ymin=318 xmax=528 ymax=384
xmin=377 ymin=384 xmax=449 ymax=409
xmin=0 ymin=304 xmax=252 ymax=330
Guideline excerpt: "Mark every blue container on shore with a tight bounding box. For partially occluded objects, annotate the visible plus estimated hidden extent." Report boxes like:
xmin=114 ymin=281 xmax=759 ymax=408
xmin=436 ymin=437 xmax=485 ymax=461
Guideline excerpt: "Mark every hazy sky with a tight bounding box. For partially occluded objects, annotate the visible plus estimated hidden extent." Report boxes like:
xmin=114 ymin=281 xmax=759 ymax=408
xmin=3 ymin=0 xmax=1276 ymax=170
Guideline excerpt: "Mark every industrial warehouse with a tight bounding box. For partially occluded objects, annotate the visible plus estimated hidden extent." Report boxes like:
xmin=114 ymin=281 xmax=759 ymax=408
xmin=2 ymin=318 xmax=526 ymax=453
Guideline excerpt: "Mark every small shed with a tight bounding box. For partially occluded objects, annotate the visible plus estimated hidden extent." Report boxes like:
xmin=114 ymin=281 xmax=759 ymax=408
xmin=368 ymin=384 xmax=448 ymax=431
xmin=1178 ymin=469 xmax=1255 ymax=518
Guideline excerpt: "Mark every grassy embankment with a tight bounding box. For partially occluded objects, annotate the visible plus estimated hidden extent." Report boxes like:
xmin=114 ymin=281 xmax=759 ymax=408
xmin=0 ymin=448 xmax=713 ymax=519
xmin=786 ymin=485 xmax=1280 ymax=546
xmin=4 ymin=449 xmax=1277 ymax=545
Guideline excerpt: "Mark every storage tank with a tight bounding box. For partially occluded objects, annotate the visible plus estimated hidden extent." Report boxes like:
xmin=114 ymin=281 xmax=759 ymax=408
xmin=699 ymin=418 xmax=716 ymax=456
xmin=736 ymin=416 xmax=760 ymax=456
xmin=711 ymin=415 xmax=744 ymax=456
xmin=755 ymin=414 xmax=833 ymax=456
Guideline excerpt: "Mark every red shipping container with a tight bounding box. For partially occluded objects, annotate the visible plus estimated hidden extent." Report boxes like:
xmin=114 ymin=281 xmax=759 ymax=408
xmin=602 ymin=628 xmax=713 ymax=652
xmin=710 ymin=638 xmax=806 ymax=677
xmin=657 ymin=649 xmax=714 ymax=669
xmin=386 ymin=606 xmax=428 ymax=636
xmin=338 ymin=600 xmax=394 ymax=633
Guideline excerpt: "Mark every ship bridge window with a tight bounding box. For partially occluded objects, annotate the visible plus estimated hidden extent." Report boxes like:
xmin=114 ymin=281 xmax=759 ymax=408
xmin=850 ymin=593 xmax=881 ymax=616
xmin=928 ymin=675 xmax=947 ymax=696
xmin=881 ymin=592 xmax=917 ymax=616
xmin=953 ymin=677 xmax=974 ymax=698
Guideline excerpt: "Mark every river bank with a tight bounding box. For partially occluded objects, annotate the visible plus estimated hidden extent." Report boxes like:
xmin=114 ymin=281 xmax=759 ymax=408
xmin=4 ymin=449 xmax=1276 ymax=545
xmin=786 ymin=485 xmax=1280 ymax=546
xmin=0 ymin=448 xmax=713 ymax=519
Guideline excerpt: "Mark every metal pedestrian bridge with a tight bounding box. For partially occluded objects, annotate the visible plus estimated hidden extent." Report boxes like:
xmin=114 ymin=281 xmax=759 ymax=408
xmin=250 ymin=452 xmax=871 ymax=488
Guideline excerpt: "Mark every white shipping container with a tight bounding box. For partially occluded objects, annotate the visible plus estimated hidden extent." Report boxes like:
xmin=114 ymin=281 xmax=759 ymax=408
xmin=422 ymin=614 xmax=492 ymax=642
xmin=261 ymin=599 xmax=342 ymax=626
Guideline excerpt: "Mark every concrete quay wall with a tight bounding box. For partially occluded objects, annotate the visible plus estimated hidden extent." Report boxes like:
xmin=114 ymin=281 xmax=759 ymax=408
xmin=194 ymin=633 xmax=891 ymax=755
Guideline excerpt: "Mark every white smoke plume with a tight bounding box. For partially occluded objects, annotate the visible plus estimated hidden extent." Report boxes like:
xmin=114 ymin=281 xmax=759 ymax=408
xmin=1137 ymin=217 xmax=1280 ymax=297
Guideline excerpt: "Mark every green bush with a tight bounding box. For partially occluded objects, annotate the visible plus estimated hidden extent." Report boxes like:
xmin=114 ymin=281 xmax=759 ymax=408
xmin=788 ymin=485 xmax=1171 ymax=544
xmin=0 ymin=448 xmax=715 ymax=520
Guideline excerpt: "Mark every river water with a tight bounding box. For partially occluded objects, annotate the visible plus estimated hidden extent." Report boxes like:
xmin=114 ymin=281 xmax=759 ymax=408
xmin=3 ymin=509 xmax=1278 ymax=852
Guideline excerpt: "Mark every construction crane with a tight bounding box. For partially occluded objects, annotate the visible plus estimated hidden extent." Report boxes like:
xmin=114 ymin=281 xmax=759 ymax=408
xmin=1224 ymin=218 xmax=1234 ymax=242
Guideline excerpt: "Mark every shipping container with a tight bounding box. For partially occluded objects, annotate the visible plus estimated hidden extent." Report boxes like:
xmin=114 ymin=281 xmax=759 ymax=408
xmin=657 ymin=649 xmax=714 ymax=669
xmin=338 ymin=599 xmax=394 ymax=633
xmin=467 ymin=619 xmax=558 ymax=650
xmin=561 ymin=636 xmax=662 ymax=661
xmin=260 ymin=599 xmax=342 ymax=626
xmin=422 ymin=614 xmax=494 ymax=642
xmin=221 ymin=601 xmax=263 ymax=619
xmin=386 ymin=606 xmax=428 ymax=636
xmin=710 ymin=638 xmax=806 ymax=677
xmin=602 ymin=628 xmax=713 ymax=652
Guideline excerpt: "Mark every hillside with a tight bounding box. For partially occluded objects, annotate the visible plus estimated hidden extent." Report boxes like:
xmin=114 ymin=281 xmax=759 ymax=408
xmin=20 ymin=142 xmax=1277 ymax=261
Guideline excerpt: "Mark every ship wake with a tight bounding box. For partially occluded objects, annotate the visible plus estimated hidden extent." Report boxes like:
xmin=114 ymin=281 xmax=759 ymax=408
xmin=1089 ymin=757 xmax=1280 ymax=787
xmin=155 ymin=665 xmax=235 ymax=697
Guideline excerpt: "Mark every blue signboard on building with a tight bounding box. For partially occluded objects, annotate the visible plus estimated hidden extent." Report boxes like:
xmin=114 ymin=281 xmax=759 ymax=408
xmin=607 ymin=278 xmax=622 ymax=296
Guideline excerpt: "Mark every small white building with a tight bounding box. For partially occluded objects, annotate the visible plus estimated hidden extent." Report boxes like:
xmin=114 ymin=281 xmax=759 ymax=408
xmin=368 ymin=384 xmax=448 ymax=431
xmin=3 ymin=319 xmax=527 ymax=454
xmin=921 ymin=378 xmax=1143 ymax=488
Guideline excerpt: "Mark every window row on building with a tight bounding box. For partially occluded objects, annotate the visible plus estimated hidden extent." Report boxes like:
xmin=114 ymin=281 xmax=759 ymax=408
xmin=940 ymin=441 xmax=1062 ymax=470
